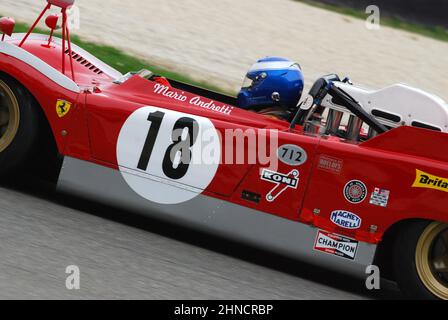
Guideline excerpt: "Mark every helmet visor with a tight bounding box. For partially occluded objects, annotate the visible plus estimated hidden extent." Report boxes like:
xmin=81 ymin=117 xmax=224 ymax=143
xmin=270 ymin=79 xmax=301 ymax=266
xmin=241 ymin=76 xmax=254 ymax=89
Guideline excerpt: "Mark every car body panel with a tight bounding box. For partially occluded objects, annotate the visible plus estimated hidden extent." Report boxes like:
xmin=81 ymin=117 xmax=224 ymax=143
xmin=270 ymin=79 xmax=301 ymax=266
xmin=1 ymin=33 xmax=448 ymax=278
xmin=57 ymin=156 xmax=378 ymax=278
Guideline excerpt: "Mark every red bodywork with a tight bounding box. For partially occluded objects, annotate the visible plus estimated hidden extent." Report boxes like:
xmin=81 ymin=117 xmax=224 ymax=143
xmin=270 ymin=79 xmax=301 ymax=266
xmin=1 ymin=35 xmax=448 ymax=246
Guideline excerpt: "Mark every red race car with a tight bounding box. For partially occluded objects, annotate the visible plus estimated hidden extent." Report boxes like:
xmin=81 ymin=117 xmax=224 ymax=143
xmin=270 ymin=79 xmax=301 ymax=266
xmin=0 ymin=0 xmax=447 ymax=300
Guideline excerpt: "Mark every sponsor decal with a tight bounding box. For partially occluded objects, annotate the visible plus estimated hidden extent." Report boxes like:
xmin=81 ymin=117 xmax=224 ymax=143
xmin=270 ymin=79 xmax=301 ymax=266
xmin=117 ymin=106 xmax=221 ymax=204
xmin=314 ymin=230 xmax=358 ymax=260
xmin=56 ymin=99 xmax=72 ymax=118
xmin=412 ymin=169 xmax=448 ymax=193
xmin=369 ymin=188 xmax=390 ymax=207
xmin=277 ymin=144 xmax=307 ymax=166
xmin=317 ymin=155 xmax=343 ymax=174
xmin=343 ymin=180 xmax=367 ymax=204
xmin=153 ymin=83 xmax=234 ymax=116
xmin=330 ymin=210 xmax=362 ymax=229
xmin=261 ymin=169 xmax=299 ymax=202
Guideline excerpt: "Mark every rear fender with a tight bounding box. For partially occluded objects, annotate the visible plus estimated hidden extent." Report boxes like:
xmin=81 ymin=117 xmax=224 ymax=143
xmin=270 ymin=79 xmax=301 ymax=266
xmin=361 ymin=126 xmax=448 ymax=164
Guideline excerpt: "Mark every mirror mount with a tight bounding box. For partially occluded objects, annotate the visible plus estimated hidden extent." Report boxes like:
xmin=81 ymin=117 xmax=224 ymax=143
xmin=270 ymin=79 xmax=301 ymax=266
xmin=47 ymin=0 xmax=75 ymax=9
xmin=19 ymin=0 xmax=76 ymax=82
xmin=0 ymin=17 xmax=16 ymax=41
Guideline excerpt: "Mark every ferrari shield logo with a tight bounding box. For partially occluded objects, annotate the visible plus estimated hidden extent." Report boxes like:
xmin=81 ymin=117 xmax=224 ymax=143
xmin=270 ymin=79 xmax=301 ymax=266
xmin=56 ymin=100 xmax=72 ymax=118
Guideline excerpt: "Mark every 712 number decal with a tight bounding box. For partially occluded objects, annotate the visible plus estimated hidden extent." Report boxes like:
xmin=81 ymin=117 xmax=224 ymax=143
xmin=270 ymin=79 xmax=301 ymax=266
xmin=277 ymin=144 xmax=308 ymax=166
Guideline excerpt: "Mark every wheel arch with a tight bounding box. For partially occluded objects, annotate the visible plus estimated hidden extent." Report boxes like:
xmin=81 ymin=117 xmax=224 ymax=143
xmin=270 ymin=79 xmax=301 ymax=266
xmin=374 ymin=218 xmax=433 ymax=281
xmin=0 ymin=51 xmax=80 ymax=153
xmin=0 ymin=71 xmax=63 ymax=181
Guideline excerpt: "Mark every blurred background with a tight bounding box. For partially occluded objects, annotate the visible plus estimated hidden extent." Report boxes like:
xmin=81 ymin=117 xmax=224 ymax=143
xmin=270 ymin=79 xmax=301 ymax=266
xmin=310 ymin=0 xmax=448 ymax=28
xmin=1 ymin=0 xmax=447 ymax=100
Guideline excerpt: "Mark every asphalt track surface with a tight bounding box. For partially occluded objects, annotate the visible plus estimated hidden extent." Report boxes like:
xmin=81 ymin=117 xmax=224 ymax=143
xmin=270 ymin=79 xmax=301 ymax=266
xmin=0 ymin=175 xmax=404 ymax=300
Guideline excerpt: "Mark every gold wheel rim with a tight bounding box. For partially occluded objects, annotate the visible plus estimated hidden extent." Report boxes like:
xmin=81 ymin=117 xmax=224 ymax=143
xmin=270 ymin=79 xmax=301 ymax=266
xmin=416 ymin=222 xmax=448 ymax=300
xmin=0 ymin=80 xmax=20 ymax=153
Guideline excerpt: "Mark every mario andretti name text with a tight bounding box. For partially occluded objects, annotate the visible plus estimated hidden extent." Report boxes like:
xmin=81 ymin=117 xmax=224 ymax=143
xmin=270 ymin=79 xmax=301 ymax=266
xmin=154 ymin=83 xmax=234 ymax=115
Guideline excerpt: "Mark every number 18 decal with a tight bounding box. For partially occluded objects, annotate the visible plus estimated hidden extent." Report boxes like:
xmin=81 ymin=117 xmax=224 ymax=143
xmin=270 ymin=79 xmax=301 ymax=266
xmin=117 ymin=106 xmax=221 ymax=204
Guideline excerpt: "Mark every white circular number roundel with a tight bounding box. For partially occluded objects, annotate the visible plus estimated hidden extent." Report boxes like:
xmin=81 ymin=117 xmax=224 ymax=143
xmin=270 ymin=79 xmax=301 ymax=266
xmin=117 ymin=106 xmax=221 ymax=204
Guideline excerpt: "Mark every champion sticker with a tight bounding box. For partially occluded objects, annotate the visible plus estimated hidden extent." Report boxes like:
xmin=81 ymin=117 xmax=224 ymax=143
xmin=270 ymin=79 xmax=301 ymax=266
xmin=369 ymin=188 xmax=390 ymax=207
xmin=261 ymin=169 xmax=299 ymax=202
xmin=314 ymin=230 xmax=358 ymax=260
xmin=330 ymin=210 xmax=362 ymax=229
xmin=343 ymin=180 xmax=367 ymax=204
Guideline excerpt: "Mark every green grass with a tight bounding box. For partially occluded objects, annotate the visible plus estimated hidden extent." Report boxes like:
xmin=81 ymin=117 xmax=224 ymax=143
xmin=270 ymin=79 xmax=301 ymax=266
xmin=9 ymin=20 xmax=231 ymax=95
xmin=295 ymin=0 xmax=448 ymax=43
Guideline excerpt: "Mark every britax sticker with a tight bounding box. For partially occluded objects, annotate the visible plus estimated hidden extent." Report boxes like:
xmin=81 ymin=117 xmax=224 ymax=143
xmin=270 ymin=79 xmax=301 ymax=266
xmin=412 ymin=169 xmax=448 ymax=193
xmin=314 ymin=230 xmax=358 ymax=260
xmin=330 ymin=210 xmax=362 ymax=230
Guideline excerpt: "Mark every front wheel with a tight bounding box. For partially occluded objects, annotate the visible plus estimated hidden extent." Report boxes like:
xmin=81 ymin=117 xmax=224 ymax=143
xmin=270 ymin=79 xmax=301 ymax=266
xmin=394 ymin=221 xmax=448 ymax=300
xmin=0 ymin=74 xmax=40 ymax=176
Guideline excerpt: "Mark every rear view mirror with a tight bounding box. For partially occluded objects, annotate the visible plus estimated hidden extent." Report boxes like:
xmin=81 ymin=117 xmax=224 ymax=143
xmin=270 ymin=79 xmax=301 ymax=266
xmin=44 ymin=14 xmax=60 ymax=47
xmin=0 ymin=17 xmax=15 ymax=41
xmin=45 ymin=14 xmax=59 ymax=30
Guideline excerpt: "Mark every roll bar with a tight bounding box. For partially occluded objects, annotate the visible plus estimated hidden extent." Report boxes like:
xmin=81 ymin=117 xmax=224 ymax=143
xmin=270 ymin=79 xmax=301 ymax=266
xmin=290 ymin=76 xmax=388 ymax=135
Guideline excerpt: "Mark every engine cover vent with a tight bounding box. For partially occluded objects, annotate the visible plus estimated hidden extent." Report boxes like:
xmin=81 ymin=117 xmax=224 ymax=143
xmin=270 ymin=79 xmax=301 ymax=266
xmin=65 ymin=49 xmax=103 ymax=75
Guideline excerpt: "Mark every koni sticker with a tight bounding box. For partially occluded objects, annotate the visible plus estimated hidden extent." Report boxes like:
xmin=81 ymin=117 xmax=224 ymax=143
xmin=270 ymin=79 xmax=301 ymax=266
xmin=343 ymin=180 xmax=367 ymax=204
xmin=369 ymin=188 xmax=390 ymax=207
xmin=330 ymin=210 xmax=362 ymax=230
xmin=412 ymin=169 xmax=448 ymax=193
xmin=261 ymin=169 xmax=299 ymax=202
xmin=314 ymin=230 xmax=358 ymax=260
xmin=317 ymin=155 xmax=343 ymax=174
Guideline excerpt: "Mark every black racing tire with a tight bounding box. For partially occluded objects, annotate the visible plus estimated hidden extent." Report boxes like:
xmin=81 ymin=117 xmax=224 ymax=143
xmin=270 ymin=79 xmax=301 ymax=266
xmin=394 ymin=221 xmax=448 ymax=300
xmin=0 ymin=73 xmax=40 ymax=176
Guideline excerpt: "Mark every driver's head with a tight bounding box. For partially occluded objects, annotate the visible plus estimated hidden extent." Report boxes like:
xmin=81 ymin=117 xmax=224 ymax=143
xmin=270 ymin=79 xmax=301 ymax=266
xmin=237 ymin=57 xmax=304 ymax=112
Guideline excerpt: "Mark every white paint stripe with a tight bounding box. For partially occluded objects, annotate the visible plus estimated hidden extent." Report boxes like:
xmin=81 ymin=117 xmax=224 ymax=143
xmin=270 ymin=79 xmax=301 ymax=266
xmin=7 ymin=33 xmax=123 ymax=79
xmin=249 ymin=61 xmax=299 ymax=72
xmin=119 ymin=166 xmax=203 ymax=193
xmin=0 ymin=40 xmax=80 ymax=93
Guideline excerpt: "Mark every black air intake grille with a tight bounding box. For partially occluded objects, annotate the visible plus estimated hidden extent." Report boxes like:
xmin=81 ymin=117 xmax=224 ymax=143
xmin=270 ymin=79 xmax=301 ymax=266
xmin=65 ymin=49 xmax=103 ymax=75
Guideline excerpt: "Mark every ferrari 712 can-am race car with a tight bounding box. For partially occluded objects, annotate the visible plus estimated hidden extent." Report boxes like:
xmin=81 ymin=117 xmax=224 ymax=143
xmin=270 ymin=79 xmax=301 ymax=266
xmin=0 ymin=0 xmax=447 ymax=299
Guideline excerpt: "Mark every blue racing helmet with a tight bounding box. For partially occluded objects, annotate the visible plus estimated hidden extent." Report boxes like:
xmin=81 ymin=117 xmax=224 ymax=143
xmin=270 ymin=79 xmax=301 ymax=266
xmin=237 ymin=57 xmax=304 ymax=111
